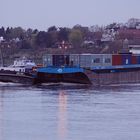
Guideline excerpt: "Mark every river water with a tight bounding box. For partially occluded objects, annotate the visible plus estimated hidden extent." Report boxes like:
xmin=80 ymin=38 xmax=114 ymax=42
xmin=0 ymin=83 xmax=140 ymax=140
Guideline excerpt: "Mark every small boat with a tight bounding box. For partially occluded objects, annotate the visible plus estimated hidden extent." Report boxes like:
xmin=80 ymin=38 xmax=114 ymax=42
xmin=0 ymin=56 xmax=36 ymax=73
xmin=0 ymin=57 xmax=36 ymax=84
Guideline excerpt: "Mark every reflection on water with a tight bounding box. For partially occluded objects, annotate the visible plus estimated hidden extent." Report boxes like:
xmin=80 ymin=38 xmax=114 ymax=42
xmin=58 ymin=91 xmax=67 ymax=140
xmin=0 ymin=83 xmax=140 ymax=140
xmin=0 ymin=93 xmax=3 ymax=140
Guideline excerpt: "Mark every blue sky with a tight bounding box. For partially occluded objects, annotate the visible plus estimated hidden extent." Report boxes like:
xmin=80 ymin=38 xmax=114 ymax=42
xmin=0 ymin=0 xmax=140 ymax=30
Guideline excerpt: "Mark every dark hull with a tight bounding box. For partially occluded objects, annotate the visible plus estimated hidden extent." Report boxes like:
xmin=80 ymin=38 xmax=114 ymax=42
xmin=0 ymin=73 xmax=35 ymax=84
xmin=1 ymin=66 xmax=138 ymax=86
xmin=36 ymin=72 xmax=91 ymax=84
xmin=85 ymin=68 xmax=140 ymax=86
xmin=36 ymin=66 xmax=140 ymax=86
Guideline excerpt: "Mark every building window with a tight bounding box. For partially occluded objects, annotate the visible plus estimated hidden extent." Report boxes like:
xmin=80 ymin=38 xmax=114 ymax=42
xmin=93 ymin=58 xmax=100 ymax=63
xmin=104 ymin=58 xmax=111 ymax=63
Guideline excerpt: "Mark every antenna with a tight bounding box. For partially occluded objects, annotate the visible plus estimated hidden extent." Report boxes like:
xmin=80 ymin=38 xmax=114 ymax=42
xmin=0 ymin=44 xmax=3 ymax=67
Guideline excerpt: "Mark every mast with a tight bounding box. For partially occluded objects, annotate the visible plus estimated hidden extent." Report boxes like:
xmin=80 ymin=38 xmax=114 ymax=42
xmin=0 ymin=43 xmax=3 ymax=67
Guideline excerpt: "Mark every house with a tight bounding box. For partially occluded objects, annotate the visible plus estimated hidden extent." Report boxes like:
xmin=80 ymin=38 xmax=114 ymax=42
xmin=128 ymin=39 xmax=140 ymax=54
xmin=55 ymin=41 xmax=72 ymax=49
xmin=127 ymin=18 xmax=140 ymax=29
xmin=101 ymin=33 xmax=114 ymax=42
xmin=118 ymin=29 xmax=140 ymax=40
xmin=0 ymin=36 xmax=4 ymax=43
xmin=83 ymin=40 xmax=95 ymax=46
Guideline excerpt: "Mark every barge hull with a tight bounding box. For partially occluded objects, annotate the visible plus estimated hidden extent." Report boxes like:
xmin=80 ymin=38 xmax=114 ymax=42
xmin=85 ymin=69 xmax=140 ymax=86
xmin=37 ymin=72 xmax=91 ymax=84
xmin=0 ymin=73 xmax=35 ymax=84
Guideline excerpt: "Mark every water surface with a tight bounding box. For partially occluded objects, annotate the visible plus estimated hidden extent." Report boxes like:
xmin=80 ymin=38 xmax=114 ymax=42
xmin=0 ymin=83 xmax=140 ymax=140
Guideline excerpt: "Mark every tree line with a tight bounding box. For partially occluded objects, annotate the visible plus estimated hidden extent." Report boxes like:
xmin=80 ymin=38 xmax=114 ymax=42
xmin=0 ymin=25 xmax=104 ymax=49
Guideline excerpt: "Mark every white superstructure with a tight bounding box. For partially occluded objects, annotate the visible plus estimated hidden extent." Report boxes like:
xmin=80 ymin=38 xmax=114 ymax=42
xmin=0 ymin=57 xmax=36 ymax=73
xmin=12 ymin=57 xmax=36 ymax=68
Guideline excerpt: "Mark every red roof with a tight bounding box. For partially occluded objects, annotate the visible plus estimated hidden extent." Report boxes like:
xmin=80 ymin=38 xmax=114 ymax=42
xmin=118 ymin=29 xmax=140 ymax=39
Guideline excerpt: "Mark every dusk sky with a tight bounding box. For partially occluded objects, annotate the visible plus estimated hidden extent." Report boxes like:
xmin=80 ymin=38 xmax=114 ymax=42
xmin=0 ymin=0 xmax=140 ymax=30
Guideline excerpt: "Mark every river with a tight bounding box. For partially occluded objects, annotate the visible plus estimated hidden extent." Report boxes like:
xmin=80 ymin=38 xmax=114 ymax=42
xmin=0 ymin=83 xmax=140 ymax=140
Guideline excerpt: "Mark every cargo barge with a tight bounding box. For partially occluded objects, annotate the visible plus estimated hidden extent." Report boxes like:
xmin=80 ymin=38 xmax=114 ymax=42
xmin=36 ymin=53 xmax=140 ymax=86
